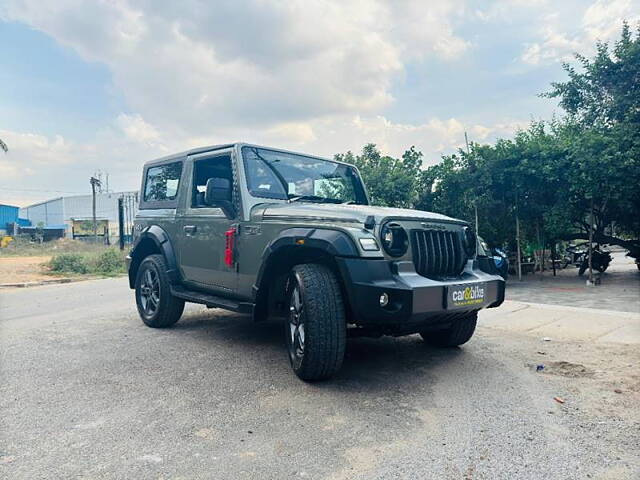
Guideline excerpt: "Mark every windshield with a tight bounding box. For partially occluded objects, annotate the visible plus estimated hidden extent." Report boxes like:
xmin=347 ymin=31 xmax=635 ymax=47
xmin=242 ymin=147 xmax=368 ymax=204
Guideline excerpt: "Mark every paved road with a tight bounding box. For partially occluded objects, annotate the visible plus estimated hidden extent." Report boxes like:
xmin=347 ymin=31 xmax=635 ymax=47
xmin=506 ymin=251 xmax=640 ymax=313
xmin=1 ymin=278 xmax=638 ymax=479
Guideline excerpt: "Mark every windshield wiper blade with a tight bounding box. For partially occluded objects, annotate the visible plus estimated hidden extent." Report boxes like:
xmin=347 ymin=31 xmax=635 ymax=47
xmin=288 ymin=195 xmax=343 ymax=204
xmin=251 ymin=148 xmax=290 ymax=198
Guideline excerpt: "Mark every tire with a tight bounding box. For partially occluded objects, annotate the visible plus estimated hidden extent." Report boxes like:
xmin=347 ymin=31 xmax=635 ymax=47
xmin=135 ymin=254 xmax=185 ymax=328
xmin=578 ymin=261 xmax=587 ymax=276
xmin=420 ymin=312 xmax=478 ymax=347
xmin=285 ymin=264 xmax=347 ymax=381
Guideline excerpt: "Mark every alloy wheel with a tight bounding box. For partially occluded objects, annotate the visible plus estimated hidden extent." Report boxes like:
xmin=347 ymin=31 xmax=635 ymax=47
xmin=139 ymin=267 xmax=160 ymax=317
xmin=287 ymin=281 xmax=305 ymax=364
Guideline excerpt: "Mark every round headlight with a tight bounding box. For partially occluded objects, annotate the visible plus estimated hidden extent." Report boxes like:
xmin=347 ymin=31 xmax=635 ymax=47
xmin=463 ymin=226 xmax=477 ymax=257
xmin=380 ymin=223 xmax=408 ymax=257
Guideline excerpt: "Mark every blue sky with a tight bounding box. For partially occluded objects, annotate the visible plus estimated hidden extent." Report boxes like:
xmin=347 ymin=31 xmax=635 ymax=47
xmin=0 ymin=0 xmax=638 ymax=205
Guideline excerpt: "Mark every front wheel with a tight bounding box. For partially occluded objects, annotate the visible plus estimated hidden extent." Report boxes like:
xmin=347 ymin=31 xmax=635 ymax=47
xmin=135 ymin=254 xmax=185 ymax=328
xmin=420 ymin=312 xmax=478 ymax=347
xmin=285 ymin=264 xmax=346 ymax=381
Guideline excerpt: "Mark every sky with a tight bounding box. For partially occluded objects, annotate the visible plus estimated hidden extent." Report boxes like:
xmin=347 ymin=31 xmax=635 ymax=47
xmin=1 ymin=0 xmax=638 ymax=206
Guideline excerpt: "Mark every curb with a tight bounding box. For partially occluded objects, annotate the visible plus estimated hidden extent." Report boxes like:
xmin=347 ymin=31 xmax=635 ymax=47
xmin=0 ymin=278 xmax=75 ymax=288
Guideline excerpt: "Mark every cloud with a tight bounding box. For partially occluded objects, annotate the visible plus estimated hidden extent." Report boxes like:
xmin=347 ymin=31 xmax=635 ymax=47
xmin=0 ymin=111 xmax=527 ymax=205
xmin=1 ymin=0 xmax=468 ymax=137
xmin=520 ymin=0 xmax=639 ymax=65
xmin=116 ymin=113 xmax=161 ymax=144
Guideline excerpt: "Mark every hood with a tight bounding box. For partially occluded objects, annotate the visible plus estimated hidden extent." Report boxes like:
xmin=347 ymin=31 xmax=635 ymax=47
xmin=254 ymin=202 xmax=466 ymax=226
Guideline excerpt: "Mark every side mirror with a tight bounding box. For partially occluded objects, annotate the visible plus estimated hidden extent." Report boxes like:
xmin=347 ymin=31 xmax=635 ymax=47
xmin=205 ymin=177 xmax=235 ymax=218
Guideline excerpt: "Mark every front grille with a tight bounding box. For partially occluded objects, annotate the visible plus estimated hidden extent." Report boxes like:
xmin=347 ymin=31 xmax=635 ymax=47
xmin=411 ymin=229 xmax=467 ymax=278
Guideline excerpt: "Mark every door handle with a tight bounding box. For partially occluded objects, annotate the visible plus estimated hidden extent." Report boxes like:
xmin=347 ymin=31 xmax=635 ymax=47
xmin=183 ymin=225 xmax=197 ymax=235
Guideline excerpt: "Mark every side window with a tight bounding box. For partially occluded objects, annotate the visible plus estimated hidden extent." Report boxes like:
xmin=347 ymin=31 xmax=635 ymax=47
xmin=191 ymin=155 xmax=233 ymax=208
xmin=144 ymin=161 xmax=182 ymax=202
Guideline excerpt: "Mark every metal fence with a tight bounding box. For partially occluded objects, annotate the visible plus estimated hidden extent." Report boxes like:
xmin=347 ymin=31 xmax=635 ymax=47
xmin=118 ymin=192 xmax=139 ymax=249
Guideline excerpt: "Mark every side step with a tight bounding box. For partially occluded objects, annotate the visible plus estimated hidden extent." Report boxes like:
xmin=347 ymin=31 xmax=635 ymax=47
xmin=170 ymin=285 xmax=253 ymax=314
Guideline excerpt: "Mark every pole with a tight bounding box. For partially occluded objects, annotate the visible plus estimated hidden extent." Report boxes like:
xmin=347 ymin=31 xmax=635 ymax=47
xmin=90 ymin=176 xmax=101 ymax=243
xmin=516 ymin=211 xmax=522 ymax=281
xmin=552 ymin=242 xmax=557 ymax=277
xmin=118 ymin=197 xmax=125 ymax=250
xmin=474 ymin=204 xmax=479 ymax=236
xmin=588 ymin=198 xmax=594 ymax=284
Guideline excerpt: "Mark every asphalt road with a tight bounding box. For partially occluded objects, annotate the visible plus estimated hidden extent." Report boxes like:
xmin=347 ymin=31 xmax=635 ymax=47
xmin=1 ymin=278 xmax=638 ymax=479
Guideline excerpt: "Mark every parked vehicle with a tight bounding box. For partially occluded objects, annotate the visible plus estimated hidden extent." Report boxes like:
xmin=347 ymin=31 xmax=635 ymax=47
xmin=477 ymin=236 xmax=508 ymax=281
xmin=578 ymin=246 xmax=612 ymax=276
xmin=127 ymin=143 xmax=505 ymax=380
xmin=562 ymin=243 xmax=588 ymax=269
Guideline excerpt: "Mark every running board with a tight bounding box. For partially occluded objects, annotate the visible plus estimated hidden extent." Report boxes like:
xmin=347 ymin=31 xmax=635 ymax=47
xmin=170 ymin=285 xmax=253 ymax=314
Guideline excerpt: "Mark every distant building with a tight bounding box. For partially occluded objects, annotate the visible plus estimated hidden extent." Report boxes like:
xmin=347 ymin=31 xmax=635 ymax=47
xmin=19 ymin=192 xmax=138 ymax=242
xmin=0 ymin=203 xmax=30 ymax=234
xmin=0 ymin=203 xmax=19 ymax=234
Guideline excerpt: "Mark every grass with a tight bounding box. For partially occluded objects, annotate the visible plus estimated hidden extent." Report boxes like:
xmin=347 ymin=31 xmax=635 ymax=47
xmin=0 ymin=237 xmax=110 ymax=258
xmin=0 ymin=237 xmax=127 ymax=277
xmin=48 ymin=248 xmax=127 ymax=276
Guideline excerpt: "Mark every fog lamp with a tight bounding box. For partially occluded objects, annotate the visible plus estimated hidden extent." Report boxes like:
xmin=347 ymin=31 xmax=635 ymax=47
xmin=379 ymin=292 xmax=389 ymax=307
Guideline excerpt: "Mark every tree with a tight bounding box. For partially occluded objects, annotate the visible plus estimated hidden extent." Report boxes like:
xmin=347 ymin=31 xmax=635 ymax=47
xmin=0 ymin=138 xmax=7 ymax=153
xmin=545 ymin=23 xmax=640 ymax=256
xmin=334 ymin=144 xmax=422 ymax=208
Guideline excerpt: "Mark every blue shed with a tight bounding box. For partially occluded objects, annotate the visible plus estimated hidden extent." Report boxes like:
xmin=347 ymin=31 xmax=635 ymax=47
xmin=0 ymin=203 xmax=19 ymax=232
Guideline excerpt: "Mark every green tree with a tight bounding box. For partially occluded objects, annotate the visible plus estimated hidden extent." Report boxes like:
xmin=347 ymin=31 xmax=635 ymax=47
xmin=334 ymin=144 xmax=422 ymax=208
xmin=545 ymin=23 xmax=640 ymax=254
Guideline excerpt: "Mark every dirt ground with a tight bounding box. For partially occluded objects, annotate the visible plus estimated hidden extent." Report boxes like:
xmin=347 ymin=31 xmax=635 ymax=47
xmin=0 ymin=256 xmax=61 ymax=284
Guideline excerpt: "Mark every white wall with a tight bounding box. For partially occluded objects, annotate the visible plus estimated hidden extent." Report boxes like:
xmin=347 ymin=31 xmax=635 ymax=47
xmin=19 ymin=192 xmax=138 ymax=238
xmin=19 ymin=197 xmax=65 ymax=227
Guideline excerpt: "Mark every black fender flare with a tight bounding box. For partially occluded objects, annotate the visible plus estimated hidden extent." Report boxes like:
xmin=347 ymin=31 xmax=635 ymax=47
xmin=128 ymin=225 xmax=180 ymax=288
xmin=252 ymin=227 xmax=359 ymax=300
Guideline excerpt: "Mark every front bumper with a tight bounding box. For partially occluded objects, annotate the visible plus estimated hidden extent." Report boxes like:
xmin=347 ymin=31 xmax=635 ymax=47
xmin=336 ymin=258 xmax=505 ymax=333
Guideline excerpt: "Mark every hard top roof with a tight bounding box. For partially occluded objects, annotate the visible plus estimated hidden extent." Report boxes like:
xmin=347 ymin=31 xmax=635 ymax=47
xmin=142 ymin=142 xmax=351 ymax=167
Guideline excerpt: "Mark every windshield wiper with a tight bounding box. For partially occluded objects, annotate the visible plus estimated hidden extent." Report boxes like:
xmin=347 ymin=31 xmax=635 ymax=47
xmin=250 ymin=148 xmax=290 ymax=199
xmin=288 ymin=195 xmax=343 ymax=204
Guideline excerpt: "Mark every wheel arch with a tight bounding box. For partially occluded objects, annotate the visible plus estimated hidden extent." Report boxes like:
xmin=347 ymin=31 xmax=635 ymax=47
xmin=252 ymin=228 xmax=357 ymax=321
xmin=128 ymin=225 xmax=180 ymax=288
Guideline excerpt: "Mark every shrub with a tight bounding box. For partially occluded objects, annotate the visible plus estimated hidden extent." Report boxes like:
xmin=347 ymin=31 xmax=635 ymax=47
xmin=49 ymin=253 xmax=89 ymax=274
xmin=48 ymin=248 xmax=125 ymax=275
xmin=94 ymin=249 xmax=125 ymax=274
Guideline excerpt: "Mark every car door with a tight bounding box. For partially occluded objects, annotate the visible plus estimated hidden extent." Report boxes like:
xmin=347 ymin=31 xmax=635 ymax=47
xmin=177 ymin=150 xmax=238 ymax=293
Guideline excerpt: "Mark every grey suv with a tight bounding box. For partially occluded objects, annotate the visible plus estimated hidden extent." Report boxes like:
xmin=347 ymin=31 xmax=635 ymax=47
xmin=127 ymin=143 xmax=505 ymax=380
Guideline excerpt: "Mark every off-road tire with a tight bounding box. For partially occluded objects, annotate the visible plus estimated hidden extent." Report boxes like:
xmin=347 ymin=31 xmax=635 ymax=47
xmin=420 ymin=311 xmax=478 ymax=347
xmin=135 ymin=254 xmax=185 ymax=328
xmin=285 ymin=264 xmax=347 ymax=381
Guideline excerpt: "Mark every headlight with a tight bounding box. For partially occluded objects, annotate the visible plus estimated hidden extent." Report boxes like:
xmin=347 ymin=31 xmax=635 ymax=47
xmin=462 ymin=226 xmax=477 ymax=257
xmin=380 ymin=223 xmax=408 ymax=257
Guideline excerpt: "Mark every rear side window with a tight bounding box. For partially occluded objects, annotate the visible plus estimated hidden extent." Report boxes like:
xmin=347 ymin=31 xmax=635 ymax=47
xmin=144 ymin=162 xmax=182 ymax=202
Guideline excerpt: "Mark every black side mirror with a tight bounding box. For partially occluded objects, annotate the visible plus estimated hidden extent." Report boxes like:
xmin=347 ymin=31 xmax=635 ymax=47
xmin=205 ymin=177 xmax=235 ymax=218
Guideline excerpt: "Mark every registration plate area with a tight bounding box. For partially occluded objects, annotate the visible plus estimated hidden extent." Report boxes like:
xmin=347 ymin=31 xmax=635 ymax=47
xmin=445 ymin=283 xmax=487 ymax=310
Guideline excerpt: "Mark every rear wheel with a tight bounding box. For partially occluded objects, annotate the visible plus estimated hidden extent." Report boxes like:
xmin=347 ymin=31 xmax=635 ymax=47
xmin=420 ymin=312 xmax=478 ymax=347
xmin=285 ymin=264 xmax=346 ymax=381
xmin=578 ymin=261 xmax=588 ymax=276
xmin=135 ymin=254 xmax=184 ymax=328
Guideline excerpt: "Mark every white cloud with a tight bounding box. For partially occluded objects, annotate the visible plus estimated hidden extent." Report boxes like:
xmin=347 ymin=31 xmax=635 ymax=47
xmin=1 ymin=0 xmax=468 ymax=136
xmin=116 ymin=113 xmax=161 ymax=144
xmin=520 ymin=0 xmax=639 ymax=65
xmin=0 ymin=112 xmax=527 ymax=205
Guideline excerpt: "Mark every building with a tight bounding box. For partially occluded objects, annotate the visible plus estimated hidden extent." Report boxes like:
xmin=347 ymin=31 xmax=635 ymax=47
xmin=19 ymin=192 xmax=138 ymax=242
xmin=0 ymin=203 xmax=30 ymax=234
xmin=0 ymin=203 xmax=19 ymax=234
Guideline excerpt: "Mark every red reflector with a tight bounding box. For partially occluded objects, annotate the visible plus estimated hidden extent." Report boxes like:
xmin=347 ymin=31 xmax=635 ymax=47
xmin=224 ymin=228 xmax=235 ymax=267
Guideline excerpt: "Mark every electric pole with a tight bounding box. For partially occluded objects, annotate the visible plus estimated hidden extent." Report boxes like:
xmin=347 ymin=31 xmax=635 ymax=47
xmin=90 ymin=176 xmax=102 ymax=243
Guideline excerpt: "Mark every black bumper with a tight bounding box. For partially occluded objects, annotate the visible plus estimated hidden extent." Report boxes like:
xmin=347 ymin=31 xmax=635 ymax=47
xmin=336 ymin=258 xmax=505 ymax=333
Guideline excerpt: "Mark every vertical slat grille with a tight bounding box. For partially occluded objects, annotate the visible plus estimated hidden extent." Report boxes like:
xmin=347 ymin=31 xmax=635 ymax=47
xmin=411 ymin=229 xmax=466 ymax=278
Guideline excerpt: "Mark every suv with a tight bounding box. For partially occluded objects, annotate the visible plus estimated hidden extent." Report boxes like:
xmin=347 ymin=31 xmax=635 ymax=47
xmin=127 ymin=143 xmax=505 ymax=380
